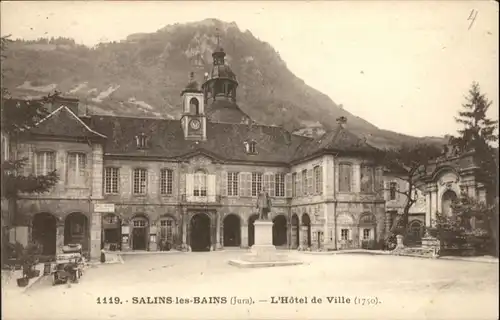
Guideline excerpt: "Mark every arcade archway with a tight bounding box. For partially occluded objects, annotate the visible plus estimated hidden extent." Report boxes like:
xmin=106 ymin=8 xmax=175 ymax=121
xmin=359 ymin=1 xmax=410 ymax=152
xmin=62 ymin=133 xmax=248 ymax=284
xmin=190 ymin=213 xmax=211 ymax=252
xmin=32 ymin=213 xmax=57 ymax=256
xmin=273 ymin=215 xmax=287 ymax=246
xmin=247 ymin=214 xmax=259 ymax=247
xmin=291 ymin=214 xmax=300 ymax=249
xmin=64 ymin=212 xmax=89 ymax=252
xmin=223 ymin=214 xmax=241 ymax=247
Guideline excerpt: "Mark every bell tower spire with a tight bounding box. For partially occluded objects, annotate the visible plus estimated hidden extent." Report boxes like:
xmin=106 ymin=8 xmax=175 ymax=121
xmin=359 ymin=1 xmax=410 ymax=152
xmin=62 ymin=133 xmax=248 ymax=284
xmin=180 ymin=72 xmax=206 ymax=141
xmin=202 ymin=29 xmax=238 ymax=103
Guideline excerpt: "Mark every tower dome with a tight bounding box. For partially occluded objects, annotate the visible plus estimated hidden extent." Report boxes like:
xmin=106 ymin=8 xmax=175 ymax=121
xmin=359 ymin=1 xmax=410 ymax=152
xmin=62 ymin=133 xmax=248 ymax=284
xmin=201 ymin=29 xmax=249 ymax=124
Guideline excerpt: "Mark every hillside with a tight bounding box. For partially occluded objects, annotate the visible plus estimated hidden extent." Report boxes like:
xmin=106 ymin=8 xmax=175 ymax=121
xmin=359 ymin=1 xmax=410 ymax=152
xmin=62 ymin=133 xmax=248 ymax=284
xmin=1 ymin=19 xmax=444 ymax=148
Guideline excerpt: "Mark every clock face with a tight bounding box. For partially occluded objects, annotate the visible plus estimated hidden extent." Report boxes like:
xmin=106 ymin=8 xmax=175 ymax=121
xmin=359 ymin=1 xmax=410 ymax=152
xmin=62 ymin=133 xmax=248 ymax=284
xmin=190 ymin=119 xmax=201 ymax=130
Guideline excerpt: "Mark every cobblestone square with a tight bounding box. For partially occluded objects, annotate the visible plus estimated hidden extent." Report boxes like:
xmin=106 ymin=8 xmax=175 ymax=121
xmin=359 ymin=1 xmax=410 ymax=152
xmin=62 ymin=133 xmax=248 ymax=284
xmin=2 ymin=251 xmax=498 ymax=320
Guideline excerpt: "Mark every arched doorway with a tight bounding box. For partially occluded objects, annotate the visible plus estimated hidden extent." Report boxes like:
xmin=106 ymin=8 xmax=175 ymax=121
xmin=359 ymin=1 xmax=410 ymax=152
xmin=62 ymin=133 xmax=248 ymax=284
xmin=442 ymin=190 xmax=458 ymax=216
xmin=407 ymin=220 xmax=424 ymax=246
xmin=190 ymin=213 xmax=211 ymax=252
xmin=32 ymin=213 xmax=57 ymax=256
xmin=302 ymin=213 xmax=312 ymax=248
xmin=223 ymin=214 xmax=241 ymax=247
xmin=131 ymin=215 xmax=149 ymax=251
xmin=291 ymin=214 xmax=300 ymax=249
xmin=64 ymin=212 xmax=89 ymax=252
xmin=273 ymin=215 xmax=287 ymax=246
xmin=102 ymin=213 xmax=121 ymax=251
xmin=247 ymin=214 xmax=259 ymax=247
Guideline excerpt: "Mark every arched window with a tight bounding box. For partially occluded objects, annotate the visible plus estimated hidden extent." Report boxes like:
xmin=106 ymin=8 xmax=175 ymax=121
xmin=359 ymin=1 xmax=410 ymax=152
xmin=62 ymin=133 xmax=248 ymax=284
xmin=189 ymin=98 xmax=199 ymax=115
xmin=441 ymin=190 xmax=457 ymax=216
xmin=193 ymin=169 xmax=207 ymax=197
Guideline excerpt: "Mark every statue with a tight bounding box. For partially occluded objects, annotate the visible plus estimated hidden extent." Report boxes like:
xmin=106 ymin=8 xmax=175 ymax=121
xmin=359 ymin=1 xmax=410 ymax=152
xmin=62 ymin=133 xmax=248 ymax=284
xmin=256 ymin=189 xmax=272 ymax=220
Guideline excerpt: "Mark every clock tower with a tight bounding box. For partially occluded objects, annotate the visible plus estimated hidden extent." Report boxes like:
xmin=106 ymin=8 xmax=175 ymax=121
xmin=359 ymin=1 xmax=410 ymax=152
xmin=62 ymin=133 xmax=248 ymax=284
xmin=180 ymin=72 xmax=207 ymax=141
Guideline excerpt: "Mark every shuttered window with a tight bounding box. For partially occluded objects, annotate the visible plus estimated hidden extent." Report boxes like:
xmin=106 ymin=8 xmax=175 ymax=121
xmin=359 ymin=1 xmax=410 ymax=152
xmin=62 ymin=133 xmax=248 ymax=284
xmin=360 ymin=165 xmax=374 ymax=193
xmin=275 ymin=173 xmax=285 ymax=197
xmin=313 ymin=165 xmax=322 ymax=195
xmin=307 ymin=169 xmax=313 ymax=195
xmin=227 ymin=172 xmax=239 ymax=196
xmin=263 ymin=173 xmax=275 ymax=197
xmin=251 ymin=172 xmax=263 ymax=196
xmin=389 ymin=182 xmax=397 ymax=200
xmin=239 ymin=172 xmax=252 ymax=197
xmin=285 ymin=173 xmax=292 ymax=198
xmin=339 ymin=163 xmax=352 ymax=192
xmin=193 ymin=170 xmax=207 ymax=196
xmin=67 ymin=153 xmax=87 ymax=186
xmin=35 ymin=151 xmax=56 ymax=175
xmin=221 ymin=171 xmax=227 ymax=196
xmin=301 ymin=170 xmax=307 ymax=196
xmin=291 ymin=173 xmax=297 ymax=197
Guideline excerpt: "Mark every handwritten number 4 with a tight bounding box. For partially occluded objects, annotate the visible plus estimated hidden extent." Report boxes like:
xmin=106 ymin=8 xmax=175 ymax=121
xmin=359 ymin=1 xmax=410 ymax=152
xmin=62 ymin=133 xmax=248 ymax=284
xmin=468 ymin=9 xmax=478 ymax=30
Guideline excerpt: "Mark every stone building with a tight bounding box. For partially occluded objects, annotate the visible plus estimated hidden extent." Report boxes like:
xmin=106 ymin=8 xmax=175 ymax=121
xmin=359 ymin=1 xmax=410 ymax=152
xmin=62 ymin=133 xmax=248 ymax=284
xmin=5 ymin=41 xmax=389 ymax=260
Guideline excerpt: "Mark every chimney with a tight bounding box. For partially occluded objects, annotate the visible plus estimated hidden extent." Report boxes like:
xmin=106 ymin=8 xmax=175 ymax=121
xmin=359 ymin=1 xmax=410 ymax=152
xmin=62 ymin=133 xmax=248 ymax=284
xmin=336 ymin=116 xmax=347 ymax=128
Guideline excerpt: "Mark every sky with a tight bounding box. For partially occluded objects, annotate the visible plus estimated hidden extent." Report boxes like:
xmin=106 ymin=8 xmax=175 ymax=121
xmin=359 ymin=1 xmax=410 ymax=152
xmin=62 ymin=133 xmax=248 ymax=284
xmin=1 ymin=1 xmax=498 ymax=138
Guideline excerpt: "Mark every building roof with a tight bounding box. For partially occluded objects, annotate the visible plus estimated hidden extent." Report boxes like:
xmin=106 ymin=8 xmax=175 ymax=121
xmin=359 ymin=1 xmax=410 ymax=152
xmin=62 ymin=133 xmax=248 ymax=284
xmin=206 ymin=99 xmax=251 ymax=124
xmin=30 ymin=105 xmax=106 ymax=139
xmin=292 ymin=123 xmax=379 ymax=161
xmin=90 ymin=115 xmax=308 ymax=163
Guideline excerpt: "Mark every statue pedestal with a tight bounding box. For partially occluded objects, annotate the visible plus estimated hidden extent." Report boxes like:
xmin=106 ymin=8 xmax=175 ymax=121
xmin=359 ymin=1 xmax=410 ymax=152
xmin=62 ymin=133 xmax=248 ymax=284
xmin=228 ymin=220 xmax=303 ymax=268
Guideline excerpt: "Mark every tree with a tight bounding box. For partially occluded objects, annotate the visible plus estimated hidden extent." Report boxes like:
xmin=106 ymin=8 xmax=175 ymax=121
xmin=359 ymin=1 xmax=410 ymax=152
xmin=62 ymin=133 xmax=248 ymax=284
xmin=1 ymin=37 xmax=60 ymax=228
xmin=449 ymin=82 xmax=498 ymax=204
xmin=431 ymin=193 xmax=498 ymax=257
xmin=379 ymin=143 xmax=442 ymax=248
xmin=447 ymin=82 xmax=499 ymax=255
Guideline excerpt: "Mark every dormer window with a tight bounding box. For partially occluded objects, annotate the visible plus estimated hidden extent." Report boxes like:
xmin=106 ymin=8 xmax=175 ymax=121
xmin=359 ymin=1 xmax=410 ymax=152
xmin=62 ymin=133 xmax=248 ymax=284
xmin=244 ymin=140 xmax=257 ymax=154
xmin=136 ymin=133 xmax=148 ymax=149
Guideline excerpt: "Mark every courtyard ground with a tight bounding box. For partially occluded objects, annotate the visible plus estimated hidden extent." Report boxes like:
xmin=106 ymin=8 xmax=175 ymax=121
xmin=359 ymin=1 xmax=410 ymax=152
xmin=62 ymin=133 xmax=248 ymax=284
xmin=2 ymin=250 xmax=498 ymax=320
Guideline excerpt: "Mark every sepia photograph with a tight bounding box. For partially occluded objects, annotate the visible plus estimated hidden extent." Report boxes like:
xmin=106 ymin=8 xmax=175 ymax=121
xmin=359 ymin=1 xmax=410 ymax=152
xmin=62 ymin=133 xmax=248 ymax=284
xmin=0 ymin=1 xmax=498 ymax=320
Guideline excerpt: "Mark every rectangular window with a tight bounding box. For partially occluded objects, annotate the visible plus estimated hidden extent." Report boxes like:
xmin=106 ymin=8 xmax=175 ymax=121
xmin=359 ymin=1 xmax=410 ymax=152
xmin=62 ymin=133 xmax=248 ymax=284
xmin=339 ymin=164 xmax=352 ymax=192
xmin=67 ymin=153 xmax=87 ymax=185
xmin=341 ymin=229 xmax=349 ymax=241
xmin=251 ymin=172 xmax=263 ymax=196
xmin=363 ymin=229 xmax=371 ymax=240
xmin=291 ymin=173 xmax=297 ymax=197
xmin=35 ymin=151 xmax=56 ymax=175
xmin=301 ymin=170 xmax=307 ymax=196
xmin=104 ymin=167 xmax=119 ymax=194
xmin=133 ymin=168 xmax=147 ymax=195
xmin=390 ymin=182 xmax=397 ymax=200
xmin=228 ymin=172 xmax=239 ymax=196
xmin=360 ymin=165 xmax=374 ymax=193
xmin=275 ymin=173 xmax=285 ymax=197
xmin=314 ymin=165 xmax=322 ymax=194
xmin=160 ymin=169 xmax=173 ymax=195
